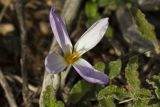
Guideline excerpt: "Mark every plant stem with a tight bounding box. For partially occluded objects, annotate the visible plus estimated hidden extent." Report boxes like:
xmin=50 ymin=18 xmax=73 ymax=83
xmin=60 ymin=65 xmax=72 ymax=90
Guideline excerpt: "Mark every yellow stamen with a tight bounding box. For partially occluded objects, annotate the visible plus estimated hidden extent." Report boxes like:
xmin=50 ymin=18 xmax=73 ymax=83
xmin=65 ymin=51 xmax=80 ymax=64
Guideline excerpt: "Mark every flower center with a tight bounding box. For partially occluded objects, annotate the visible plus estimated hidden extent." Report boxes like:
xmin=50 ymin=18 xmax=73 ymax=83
xmin=65 ymin=51 xmax=80 ymax=64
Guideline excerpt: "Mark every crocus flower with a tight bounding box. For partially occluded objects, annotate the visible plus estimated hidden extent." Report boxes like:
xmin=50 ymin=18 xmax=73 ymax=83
xmin=45 ymin=8 xmax=109 ymax=85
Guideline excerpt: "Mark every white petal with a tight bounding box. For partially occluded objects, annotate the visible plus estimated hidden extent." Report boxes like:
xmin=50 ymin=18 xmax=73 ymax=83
xmin=45 ymin=52 xmax=67 ymax=74
xmin=74 ymin=18 xmax=109 ymax=55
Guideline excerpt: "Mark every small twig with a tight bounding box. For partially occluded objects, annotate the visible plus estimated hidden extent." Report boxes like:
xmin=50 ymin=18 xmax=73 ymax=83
xmin=119 ymin=98 xmax=132 ymax=104
xmin=13 ymin=0 xmax=30 ymax=106
xmin=6 ymin=74 xmax=38 ymax=92
xmin=0 ymin=69 xmax=18 ymax=107
xmin=0 ymin=5 xmax=8 ymax=22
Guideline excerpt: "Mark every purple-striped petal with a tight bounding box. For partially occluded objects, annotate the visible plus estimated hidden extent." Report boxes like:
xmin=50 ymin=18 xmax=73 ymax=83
xmin=73 ymin=58 xmax=108 ymax=85
xmin=49 ymin=7 xmax=72 ymax=54
xmin=45 ymin=52 xmax=67 ymax=74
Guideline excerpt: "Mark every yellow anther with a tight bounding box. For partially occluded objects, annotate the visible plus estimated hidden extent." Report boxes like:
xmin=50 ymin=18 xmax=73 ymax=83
xmin=65 ymin=52 xmax=80 ymax=64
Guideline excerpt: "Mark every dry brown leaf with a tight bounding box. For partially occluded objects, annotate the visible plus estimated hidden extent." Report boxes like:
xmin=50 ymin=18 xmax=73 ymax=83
xmin=39 ymin=21 xmax=49 ymax=35
xmin=0 ymin=23 xmax=15 ymax=35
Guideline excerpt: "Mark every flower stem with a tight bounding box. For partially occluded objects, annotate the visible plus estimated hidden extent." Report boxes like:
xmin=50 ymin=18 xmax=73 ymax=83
xmin=60 ymin=65 xmax=71 ymax=90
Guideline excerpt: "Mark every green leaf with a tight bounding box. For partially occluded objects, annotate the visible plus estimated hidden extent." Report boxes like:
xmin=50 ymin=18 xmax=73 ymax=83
xmin=155 ymin=88 xmax=160 ymax=99
xmin=147 ymin=75 xmax=160 ymax=99
xmin=85 ymin=2 xmax=99 ymax=18
xmin=94 ymin=61 xmax=105 ymax=73
xmin=69 ymin=80 xmax=93 ymax=104
xmin=98 ymin=0 xmax=115 ymax=7
xmin=43 ymin=85 xmax=64 ymax=107
xmin=132 ymin=8 xmax=158 ymax=49
xmin=135 ymin=88 xmax=152 ymax=99
xmin=152 ymin=75 xmax=160 ymax=83
xmin=76 ymin=101 xmax=92 ymax=107
xmin=97 ymin=85 xmax=116 ymax=100
xmin=125 ymin=57 xmax=140 ymax=92
xmin=125 ymin=57 xmax=153 ymax=105
xmin=150 ymin=103 xmax=160 ymax=107
xmin=108 ymin=59 xmax=122 ymax=79
xmin=128 ymin=98 xmax=150 ymax=107
xmin=98 ymin=0 xmax=124 ymax=7
xmin=99 ymin=97 xmax=116 ymax=107
xmin=97 ymin=85 xmax=128 ymax=100
xmin=133 ymin=98 xmax=150 ymax=107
